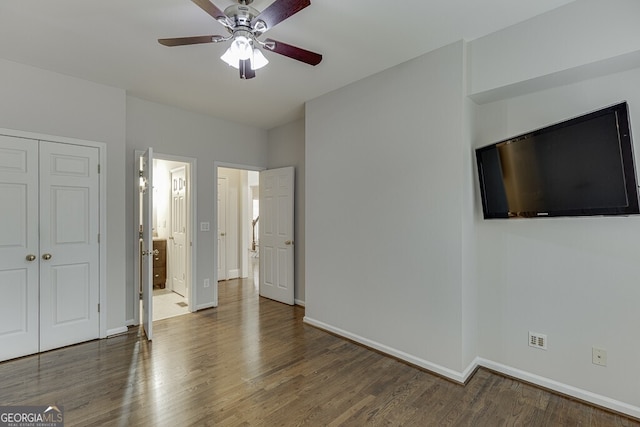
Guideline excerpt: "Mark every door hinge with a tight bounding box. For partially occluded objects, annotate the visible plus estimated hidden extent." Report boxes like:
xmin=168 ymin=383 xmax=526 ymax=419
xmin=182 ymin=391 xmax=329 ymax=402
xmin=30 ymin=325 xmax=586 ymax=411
xmin=139 ymin=231 xmax=144 ymax=239
xmin=98 ymin=303 xmax=100 ymax=313
xmin=98 ymin=233 xmax=100 ymax=243
xmin=98 ymin=164 xmax=101 ymax=174
xmin=138 ymin=170 xmax=144 ymax=178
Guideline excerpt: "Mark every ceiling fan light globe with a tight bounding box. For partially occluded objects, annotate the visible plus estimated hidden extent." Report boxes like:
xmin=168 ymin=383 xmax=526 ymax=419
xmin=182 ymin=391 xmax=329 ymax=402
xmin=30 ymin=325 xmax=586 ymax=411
xmin=251 ymin=48 xmax=269 ymax=70
xmin=220 ymin=48 xmax=240 ymax=69
xmin=230 ymin=36 xmax=252 ymax=61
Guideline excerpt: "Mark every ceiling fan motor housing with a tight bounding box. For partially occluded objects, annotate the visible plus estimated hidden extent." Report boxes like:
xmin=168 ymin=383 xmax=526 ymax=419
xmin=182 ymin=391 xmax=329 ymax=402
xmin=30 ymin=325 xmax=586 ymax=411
xmin=224 ymin=4 xmax=260 ymax=30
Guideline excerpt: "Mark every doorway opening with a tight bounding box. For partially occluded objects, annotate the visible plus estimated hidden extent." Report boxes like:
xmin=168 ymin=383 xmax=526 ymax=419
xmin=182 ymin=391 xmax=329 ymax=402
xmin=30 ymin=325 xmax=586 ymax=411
xmin=152 ymin=158 xmax=192 ymax=320
xmin=214 ymin=165 xmax=295 ymax=306
xmin=135 ymin=150 xmax=196 ymax=334
xmin=216 ymin=166 xmax=260 ymax=301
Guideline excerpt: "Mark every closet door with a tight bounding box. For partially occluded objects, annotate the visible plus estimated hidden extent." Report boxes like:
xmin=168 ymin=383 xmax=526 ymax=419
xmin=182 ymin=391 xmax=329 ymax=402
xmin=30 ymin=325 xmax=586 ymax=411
xmin=0 ymin=136 xmax=39 ymax=361
xmin=39 ymin=141 xmax=100 ymax=351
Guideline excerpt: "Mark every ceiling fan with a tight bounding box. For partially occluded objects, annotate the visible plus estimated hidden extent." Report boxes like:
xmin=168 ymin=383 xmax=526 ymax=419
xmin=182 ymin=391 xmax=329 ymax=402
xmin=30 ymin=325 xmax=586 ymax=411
xmin=158 ymin=0 xmax=322 ymax=79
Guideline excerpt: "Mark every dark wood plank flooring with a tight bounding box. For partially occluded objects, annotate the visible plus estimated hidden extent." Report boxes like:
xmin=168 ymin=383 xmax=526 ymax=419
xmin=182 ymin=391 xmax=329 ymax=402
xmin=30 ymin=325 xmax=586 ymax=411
xmin=0 ymin=278 xmax=637 ymax=426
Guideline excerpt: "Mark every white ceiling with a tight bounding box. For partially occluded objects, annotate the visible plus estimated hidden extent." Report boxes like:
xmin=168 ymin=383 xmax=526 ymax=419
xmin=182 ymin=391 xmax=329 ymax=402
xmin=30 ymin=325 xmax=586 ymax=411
xmin=0 ymin=0 xmax=575 ymax=129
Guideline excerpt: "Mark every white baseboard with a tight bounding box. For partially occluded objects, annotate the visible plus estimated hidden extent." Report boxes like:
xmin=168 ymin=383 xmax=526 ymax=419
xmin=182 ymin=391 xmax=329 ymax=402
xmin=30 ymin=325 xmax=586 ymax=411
xmin=303 ymin=316 xmax=471 ymax=384
xmin=228 ymin=269 xmax=240 ymax=279
xmin=477 ymin=358 xmax=640 ymax=420
xmin=295 ymin=299 xmax=305 ymax=307
xmin=106 ymin=326 xmax=129 ymax=337
xmin=303 ymin=316 xmax=640 ymax=419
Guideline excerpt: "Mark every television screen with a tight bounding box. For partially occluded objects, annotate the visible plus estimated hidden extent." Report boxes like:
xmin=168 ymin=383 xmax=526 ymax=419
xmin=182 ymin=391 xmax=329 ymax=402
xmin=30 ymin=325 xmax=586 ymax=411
xmin=476 ymin=102 xmax=640 ymax=219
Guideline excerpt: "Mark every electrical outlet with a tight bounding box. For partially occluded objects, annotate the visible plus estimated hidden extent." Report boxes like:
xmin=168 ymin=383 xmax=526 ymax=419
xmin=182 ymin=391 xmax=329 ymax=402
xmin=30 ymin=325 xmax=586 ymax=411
xmin=204 ymin=278 xmax=210 ymax=288
xmin=592 ymin=348 xmax=607 ymax=366
xmin=528 ymin=332 xmax=547 ymax=350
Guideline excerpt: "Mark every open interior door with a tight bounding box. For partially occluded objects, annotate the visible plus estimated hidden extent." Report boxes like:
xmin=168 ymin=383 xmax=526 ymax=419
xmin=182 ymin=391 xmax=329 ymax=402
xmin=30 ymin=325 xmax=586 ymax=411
xmin=170 ymin=167 xmax=188 ymax=297
xmin=140 ymin=148 xmax=153 ymax=340
xmin=259 ymin=167 xmax=294 ymax=305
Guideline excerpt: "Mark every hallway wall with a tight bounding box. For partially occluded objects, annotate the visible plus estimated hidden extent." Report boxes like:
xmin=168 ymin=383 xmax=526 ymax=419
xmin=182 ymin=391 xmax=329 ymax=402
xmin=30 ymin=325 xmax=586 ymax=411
xmin=126 ymin=96 xmax=268 ymax=318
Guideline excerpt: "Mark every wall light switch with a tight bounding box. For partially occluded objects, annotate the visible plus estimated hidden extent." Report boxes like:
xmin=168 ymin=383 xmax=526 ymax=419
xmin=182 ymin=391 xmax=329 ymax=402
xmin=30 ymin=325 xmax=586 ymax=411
xmin=200 ymin=222 xmax=210 ymax=232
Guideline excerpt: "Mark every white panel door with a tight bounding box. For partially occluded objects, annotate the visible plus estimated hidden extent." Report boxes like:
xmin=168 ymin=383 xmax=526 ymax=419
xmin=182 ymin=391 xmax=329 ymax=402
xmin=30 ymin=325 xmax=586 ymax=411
xmin=39 ymin=141 xmax=100 ymax=351
xmin=0 ymin=136 xmax=39 ymax=361
xmin=140 ymin=148 xmax=153 ymax=340
xmin=170 ymin=167 xmax=187 ymax=297
xmin=217 ymin=176 xmax=227 ymax=281
xmin=259 ymin=167 xmax=294 ymax=305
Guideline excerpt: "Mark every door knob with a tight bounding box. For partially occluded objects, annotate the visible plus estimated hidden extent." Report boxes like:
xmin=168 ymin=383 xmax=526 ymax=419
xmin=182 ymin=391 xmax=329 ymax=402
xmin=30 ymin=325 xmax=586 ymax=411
xmin=42 ymin=253 xmax=52 ymax=260
xmin=285 ymin=240 xmax=294 ymax=245
xmin=220 ymin=232 xmax=226 ymax=237
xmin=26 ymin=254 xmax=36 ymax=262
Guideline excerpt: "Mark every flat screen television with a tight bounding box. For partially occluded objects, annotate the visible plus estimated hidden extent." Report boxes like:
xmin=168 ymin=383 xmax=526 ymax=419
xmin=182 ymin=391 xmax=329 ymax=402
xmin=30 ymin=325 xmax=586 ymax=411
xmin=475 ymin=102 xmax=640 ymax=219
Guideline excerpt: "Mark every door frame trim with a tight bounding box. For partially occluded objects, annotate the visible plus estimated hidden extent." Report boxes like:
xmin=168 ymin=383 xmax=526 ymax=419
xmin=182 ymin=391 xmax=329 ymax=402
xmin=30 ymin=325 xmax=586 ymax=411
xmin=213 ymin=162 xmax=264 ymax=307
xmin=217 ymin=175 xmax=228 ymax=283
xmin=0 ymin=127 xmax=107 ymax=339
xmin=133 ymin=150 xmax=197 ymax=322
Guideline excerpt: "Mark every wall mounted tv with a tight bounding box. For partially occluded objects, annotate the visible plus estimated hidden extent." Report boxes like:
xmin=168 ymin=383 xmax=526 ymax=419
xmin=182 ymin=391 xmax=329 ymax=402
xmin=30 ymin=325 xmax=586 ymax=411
xmin=475 ymin=102 xmax=640 ymax=219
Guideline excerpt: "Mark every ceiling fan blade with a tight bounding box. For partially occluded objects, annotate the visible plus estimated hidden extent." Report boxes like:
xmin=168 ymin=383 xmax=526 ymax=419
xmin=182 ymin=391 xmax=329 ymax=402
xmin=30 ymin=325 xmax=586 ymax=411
xmin=191 ymin=0 xmax=226 ymax=21
xmin=239 ymin=60 xmax=256 ymax=79
xmin=263 ymin=38 xmax=322 ymax=66
xmin=158 ymin=35 xmax=222 ymax=47
xmin=255 ymin=0 xmax=310 ymax=31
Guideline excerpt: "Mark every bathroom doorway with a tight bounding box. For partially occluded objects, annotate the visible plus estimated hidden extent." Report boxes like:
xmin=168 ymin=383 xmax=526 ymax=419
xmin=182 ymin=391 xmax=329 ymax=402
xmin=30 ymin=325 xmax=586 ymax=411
xmin=152 ymin=158 xmax=193 ymax=320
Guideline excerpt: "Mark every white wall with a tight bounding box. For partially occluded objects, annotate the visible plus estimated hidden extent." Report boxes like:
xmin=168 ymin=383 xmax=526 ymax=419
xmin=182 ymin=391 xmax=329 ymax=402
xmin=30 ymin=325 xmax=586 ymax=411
xmin=467 ymin=1 xmax=640 ymax=412
xmin=461 ymin=46 xmax=479 ymax=369
xmin=305 ymin=0 xmax=640 ymax=416
xmin=469 ymin=0 xmax=640 ymax=102
xmin=305 ymin=41 xmax=472 ymax=376
xmin=267 ymin=119 xmax=306 ymax=304
xmin=126 ymin=96 xmax=267 ymax=318
xmin=471 ymin=41 xmax=640 ymax=416
xmin=0 ymin=58 xmax=127 ymax=332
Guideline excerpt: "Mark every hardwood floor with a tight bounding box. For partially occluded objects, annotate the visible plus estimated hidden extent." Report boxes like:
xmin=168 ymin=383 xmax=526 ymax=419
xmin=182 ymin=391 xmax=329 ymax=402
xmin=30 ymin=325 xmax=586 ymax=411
xmin=0 ymin=278 xmax=637 ymax=426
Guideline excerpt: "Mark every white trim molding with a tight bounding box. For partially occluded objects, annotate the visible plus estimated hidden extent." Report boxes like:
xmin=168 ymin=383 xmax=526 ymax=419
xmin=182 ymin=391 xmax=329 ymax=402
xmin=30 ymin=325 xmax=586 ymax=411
xmin=477 ymin=358 xmax=640 ymax=420
xmin=303 ymin=316 xmax=471 ymax=384
xmin=303 ymin=316 xmax=640 ymax=420
xmin=106 ymin=326 xmax=129 ymax=337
